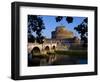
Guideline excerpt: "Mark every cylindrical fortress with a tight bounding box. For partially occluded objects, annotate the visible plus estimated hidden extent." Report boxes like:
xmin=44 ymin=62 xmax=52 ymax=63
xmin=52 ymin=26 xmax=74 ymax=39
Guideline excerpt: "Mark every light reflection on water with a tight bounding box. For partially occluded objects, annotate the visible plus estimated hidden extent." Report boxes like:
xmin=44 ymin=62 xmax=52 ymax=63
xmin=28 ymin=54 xmax=87 ymax=66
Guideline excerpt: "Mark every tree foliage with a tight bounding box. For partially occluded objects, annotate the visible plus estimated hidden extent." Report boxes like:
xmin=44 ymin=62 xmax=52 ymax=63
xmin=28 ymin=15 xmax=45 ymax=44
xmin=56 ymin=16 xmax=73 ymax=23
xmin=74 ymin=18 xmax=88 ymax=47
xmin=56 ymin=16 xmax=63 ymax=22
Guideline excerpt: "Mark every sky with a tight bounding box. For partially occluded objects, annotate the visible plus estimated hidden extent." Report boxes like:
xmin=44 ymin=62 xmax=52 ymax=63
xmin=29 ymin=15 xmax=87 ymax=38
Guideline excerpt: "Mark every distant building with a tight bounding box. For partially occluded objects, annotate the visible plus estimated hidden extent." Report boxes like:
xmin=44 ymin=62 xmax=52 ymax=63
xmin=52 ymin=26 xmax=74 ymax=39
xmin=48 ymin=26 xmax=80 ymax=50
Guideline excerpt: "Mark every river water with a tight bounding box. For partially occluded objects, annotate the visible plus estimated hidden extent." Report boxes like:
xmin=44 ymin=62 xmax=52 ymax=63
xmin=28 ymin=54 xmax=87 ymax=66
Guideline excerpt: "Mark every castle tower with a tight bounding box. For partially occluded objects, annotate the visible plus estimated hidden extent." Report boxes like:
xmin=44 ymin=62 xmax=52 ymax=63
xmin=52 ymin=26 xmax=74 ymax=39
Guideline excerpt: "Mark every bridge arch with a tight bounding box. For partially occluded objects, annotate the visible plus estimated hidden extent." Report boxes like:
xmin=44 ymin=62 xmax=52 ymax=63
xmin=52 ymin=45 xmax=56 ymax=50
xmin=31 ymin=47 xmax=40 ymax=55
xmin=44 ymin=46 xmax=50 ymax=52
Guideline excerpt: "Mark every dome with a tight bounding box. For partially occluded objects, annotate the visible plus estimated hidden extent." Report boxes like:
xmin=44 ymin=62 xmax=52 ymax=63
xmin=52 ymin=26 xmax=74 ymax=39
xmin=56 ymin=26 xmax=67 ymax=32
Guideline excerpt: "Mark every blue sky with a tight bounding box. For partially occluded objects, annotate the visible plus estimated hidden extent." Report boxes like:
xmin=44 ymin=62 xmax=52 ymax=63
xmin=31 ymin=15 xmax=87 ymax=38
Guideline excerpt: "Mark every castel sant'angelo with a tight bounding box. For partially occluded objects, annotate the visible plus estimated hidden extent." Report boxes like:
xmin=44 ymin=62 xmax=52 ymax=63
xmin=52 ymin=26 xmax=74 ymax=39
xmin=45 ymin=26 xmax=80 ymax=50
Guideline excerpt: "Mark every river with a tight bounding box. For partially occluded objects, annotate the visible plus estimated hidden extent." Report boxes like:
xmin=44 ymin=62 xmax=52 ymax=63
xmin=28 ymin=54 xmax=87 ymax=66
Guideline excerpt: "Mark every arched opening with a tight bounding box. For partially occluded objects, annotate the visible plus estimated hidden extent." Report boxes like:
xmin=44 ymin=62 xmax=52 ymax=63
xmin=52 ymin=46 xmax=56 ymax=50
xmin=45 ymin=46 xmax=50 ymax=52
xmin=32 ymin=47 xmax=40 ymax=55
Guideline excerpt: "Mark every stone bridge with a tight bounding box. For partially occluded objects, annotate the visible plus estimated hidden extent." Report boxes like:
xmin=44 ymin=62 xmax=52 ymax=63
xmin=28 ymin=42 xmax=57 ymax=55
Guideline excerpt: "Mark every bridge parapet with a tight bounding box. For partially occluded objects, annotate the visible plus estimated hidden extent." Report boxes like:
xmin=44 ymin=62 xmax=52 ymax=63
xmin=28 ymin=42 xmax=57 ymax=54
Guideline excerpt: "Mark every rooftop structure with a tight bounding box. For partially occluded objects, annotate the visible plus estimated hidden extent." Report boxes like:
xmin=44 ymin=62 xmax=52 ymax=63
xmin=52 ymin=26 xmax=74 ymax=39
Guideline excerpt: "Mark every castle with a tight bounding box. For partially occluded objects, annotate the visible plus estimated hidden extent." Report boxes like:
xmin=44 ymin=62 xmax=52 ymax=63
xmin=28 ymin=26 xmax=81 ymax=55
xmin=52 ymin=26 xmax=74 ymax=39
xmin=45 ymin=26 xmax=80 ymax=50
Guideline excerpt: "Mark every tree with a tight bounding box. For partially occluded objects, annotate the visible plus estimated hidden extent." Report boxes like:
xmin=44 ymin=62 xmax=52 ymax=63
xmin=55 ymin=16 xmax=73 ymax=23
xmin=28 ymin=15 xmax=45 ymax=44
xmin=74 ymin=18 xmax=88 ymax=47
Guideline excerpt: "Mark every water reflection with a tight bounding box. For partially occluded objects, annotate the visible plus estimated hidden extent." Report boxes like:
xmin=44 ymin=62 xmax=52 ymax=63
xmin=28 ymin=53 xmax=87 ymax=66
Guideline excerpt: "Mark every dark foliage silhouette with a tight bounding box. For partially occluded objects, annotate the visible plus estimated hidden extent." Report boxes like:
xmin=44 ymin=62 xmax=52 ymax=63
xmin=56 ymin=16 xmax=63 ymax=22
xmin=56 ymin=16 xmax=73 ymax=23
xmin=66 ymin=17 xmax=73 ymax=23
xmin=28 ymin=15 xmax=45 ymax=44
xmin=74 ymin=18 xmax=88 ymax=47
